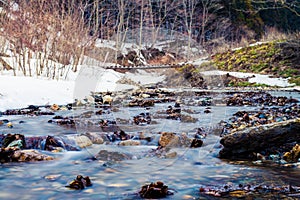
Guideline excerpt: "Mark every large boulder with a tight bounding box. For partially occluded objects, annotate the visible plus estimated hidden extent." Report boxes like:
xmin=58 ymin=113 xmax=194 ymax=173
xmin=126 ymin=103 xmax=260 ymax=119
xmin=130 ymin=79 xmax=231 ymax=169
xmin=219 ymin=118 xmax=300 ymax=159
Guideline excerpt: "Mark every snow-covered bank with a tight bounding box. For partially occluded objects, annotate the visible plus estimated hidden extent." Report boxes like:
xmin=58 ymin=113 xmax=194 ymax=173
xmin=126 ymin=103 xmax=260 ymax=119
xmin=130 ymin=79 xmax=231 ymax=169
xmin=201 ymin=70 xmax=295 ymax=87
xmin=0 ymin=75 xmax=74 ymax=111
xmin=0 ymin=67 xmax=298 ymax=112
xmin=0 ymin=67 xmax=165 ymax=111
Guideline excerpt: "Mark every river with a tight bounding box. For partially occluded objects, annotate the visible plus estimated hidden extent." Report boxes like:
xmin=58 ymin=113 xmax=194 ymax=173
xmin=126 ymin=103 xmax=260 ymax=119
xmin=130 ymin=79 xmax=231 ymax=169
xmin=0 ymin=89 xmax=300 ymax=199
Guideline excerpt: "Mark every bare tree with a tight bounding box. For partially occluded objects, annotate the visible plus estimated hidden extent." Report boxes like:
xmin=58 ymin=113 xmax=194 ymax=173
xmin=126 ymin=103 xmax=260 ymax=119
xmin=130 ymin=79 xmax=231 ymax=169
xmin=181 ymin=0 xmax=198 ymax=59
xmin=0 ymin=0 xmax=95 ymax=78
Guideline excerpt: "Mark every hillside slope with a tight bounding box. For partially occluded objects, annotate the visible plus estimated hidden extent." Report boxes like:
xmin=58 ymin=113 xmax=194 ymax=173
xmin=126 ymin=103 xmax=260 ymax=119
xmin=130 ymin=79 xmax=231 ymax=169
xmin=211 ymin=39 xmax=300 ymax=85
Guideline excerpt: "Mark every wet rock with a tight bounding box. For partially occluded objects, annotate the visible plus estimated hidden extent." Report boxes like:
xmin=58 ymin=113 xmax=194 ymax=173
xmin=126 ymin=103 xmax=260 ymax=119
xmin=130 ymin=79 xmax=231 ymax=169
xmin=98 ymin=119 xmax=117 ymax=128
xmin=74 ymin=135 xmax=93 ymax=148
xmin=226 ymin=92 xmax=298 ymax=107
xmin=50 ymin=104 xmax=60 ymax=111
xmin=158 ymin=132 xmax=180 ymax=147
xmin=131 ymin=132 xmax=153 ymax=144
xmin=1 ymin=106 xmax=55 ymax=116
xmin=119 ymin=140 xmax=141 ymax=146
xmin=166 ymin=112 xmax=181 ymax=120
xmin=6 ymin=122 xmax=13 ymax=128
xmin=85 ymin=132 xmax=104 ymax=144
xmin=139 ymin=181 xmax=173 ymax=198
xmin=0 ymin=148 xmax=53 ymax=163
xmin=220 ymin=104 xmax=300 ymax=136
xmin=197 ymin=97 xmax=212 ymax=106
xmin=15 ymin=149 xmax=54 ymax=162
xmin=0 ymin=134 xmax=81 ymax=152
xmin=48 ymin=116 xmax=75 ymax=126
xmin=103 ymin=94 xmax=113 ymax=105
xmin=95 ymin=150 xmax=132 ymax=161
xmin=133 ymin=112 xmax=151 ymax=125
xmin=1 ymin=134 xmax=26 ymax=149
xmin=219 ymin=118 xmax=300 ymax=160
xmin=179 ymin=132 xmax=193 ymax=147
xmin=190 ymin=139 xmax=203 ymax=148
xmin=199 ymin=183 xmax=300 ymax=199
xmin=132 ymin=88 xmax=175 ymax=99
xmin=283 ymin=144 xmax=300 ymax=163
xmin=181 ymin=114 xmax=198 ymax=123
xmin=66 ymin=175 xmax=92 ymax=190
xmin=204 ymin=108 xmax=211 ymax=113
xmin=43 ymin=135 xmax=66 ymax=151
xmin=106 ymin=130 xmax=132 ymax=142
xmin=129 ymin=99 xmax=155 ymax=107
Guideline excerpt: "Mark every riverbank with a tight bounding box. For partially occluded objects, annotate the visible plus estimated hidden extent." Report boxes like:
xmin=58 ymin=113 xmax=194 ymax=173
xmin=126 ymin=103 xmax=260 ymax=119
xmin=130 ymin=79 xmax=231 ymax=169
xmin=1 ymin=67 xmax=300 ymax=199
xmin=1 ymin=66 xmax=298 ymax=111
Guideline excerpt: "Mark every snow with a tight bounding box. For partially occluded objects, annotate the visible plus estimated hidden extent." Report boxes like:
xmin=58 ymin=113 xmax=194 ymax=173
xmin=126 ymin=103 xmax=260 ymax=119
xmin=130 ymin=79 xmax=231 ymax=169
xmin=0 ymin=75 xmax=74 ymax=111
xmin=201 ymin=70 xmax=294 ymax=87
xmin=124 ymin=69 xmax=165 ymax=85
xmin=0 ymin=66 xmax=165 ymax=111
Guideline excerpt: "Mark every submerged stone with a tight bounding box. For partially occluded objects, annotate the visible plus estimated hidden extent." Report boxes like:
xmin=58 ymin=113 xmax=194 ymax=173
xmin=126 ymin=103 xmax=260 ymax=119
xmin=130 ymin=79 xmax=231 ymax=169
xmin=95 ymin=150 xmax=132 ymax=161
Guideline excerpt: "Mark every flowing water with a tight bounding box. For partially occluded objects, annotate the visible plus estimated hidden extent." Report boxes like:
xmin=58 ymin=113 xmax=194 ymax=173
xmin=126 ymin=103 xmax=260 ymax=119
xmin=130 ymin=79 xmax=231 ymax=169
xmin=0 ymin=90 xmax=300 ymax=199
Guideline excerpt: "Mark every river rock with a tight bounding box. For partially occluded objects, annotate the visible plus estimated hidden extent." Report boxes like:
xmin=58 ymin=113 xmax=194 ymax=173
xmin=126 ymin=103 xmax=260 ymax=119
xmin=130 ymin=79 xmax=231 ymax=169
xmin=0 ymin=148 xmax=53 ymax=162
xmin=66 ymin=175 xmax=92 ymax=190
xmin=139 ymin=181 xmax=173 ymax=198
xmin=158 ymin=132 xmax=180 ymax=147
xmin=85 ymin=132 xmax=104 ymax=144
xmin=75 ymin=135 xmax=93 ymax=148
xmin=219 ymin=118 xmax=300 ymax=159
xmin=283 ymin=144 xmax=300 ymax=163
xmin=164 ymin=151 xmax=177 ymax=159
xmin=95 ymin=150 xmax=132 ymax=161
xmin=118 ymin=140 xmax=141 ymax=146
xmin=181 ymin=114 xmax=198 ymax=123
xmin=190 ymin=138 xmax=203 ymax=148
xmin=15 ymin=149 xmax=54 ymax=162
xmin=1 ymin=133 xmax=26 ymax=149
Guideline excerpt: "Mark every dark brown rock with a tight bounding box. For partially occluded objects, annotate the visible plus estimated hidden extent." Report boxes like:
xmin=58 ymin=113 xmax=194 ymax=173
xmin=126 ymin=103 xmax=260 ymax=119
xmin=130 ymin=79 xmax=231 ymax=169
xmin=66 ymin=175 xmax=92 ymax=190
xmin=190 ymin=138 xmax=203 ymax=148
xmin=139 ymin=181 xmax=172 ymax=198
xmin=219 ymin=119 xmax=300 ymax=159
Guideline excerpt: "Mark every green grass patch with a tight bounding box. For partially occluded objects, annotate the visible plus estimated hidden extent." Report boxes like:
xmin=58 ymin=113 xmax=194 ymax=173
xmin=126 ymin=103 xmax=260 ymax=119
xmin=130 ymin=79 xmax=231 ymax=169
xmin=289 ymin=76 xmax=300 ymax=86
